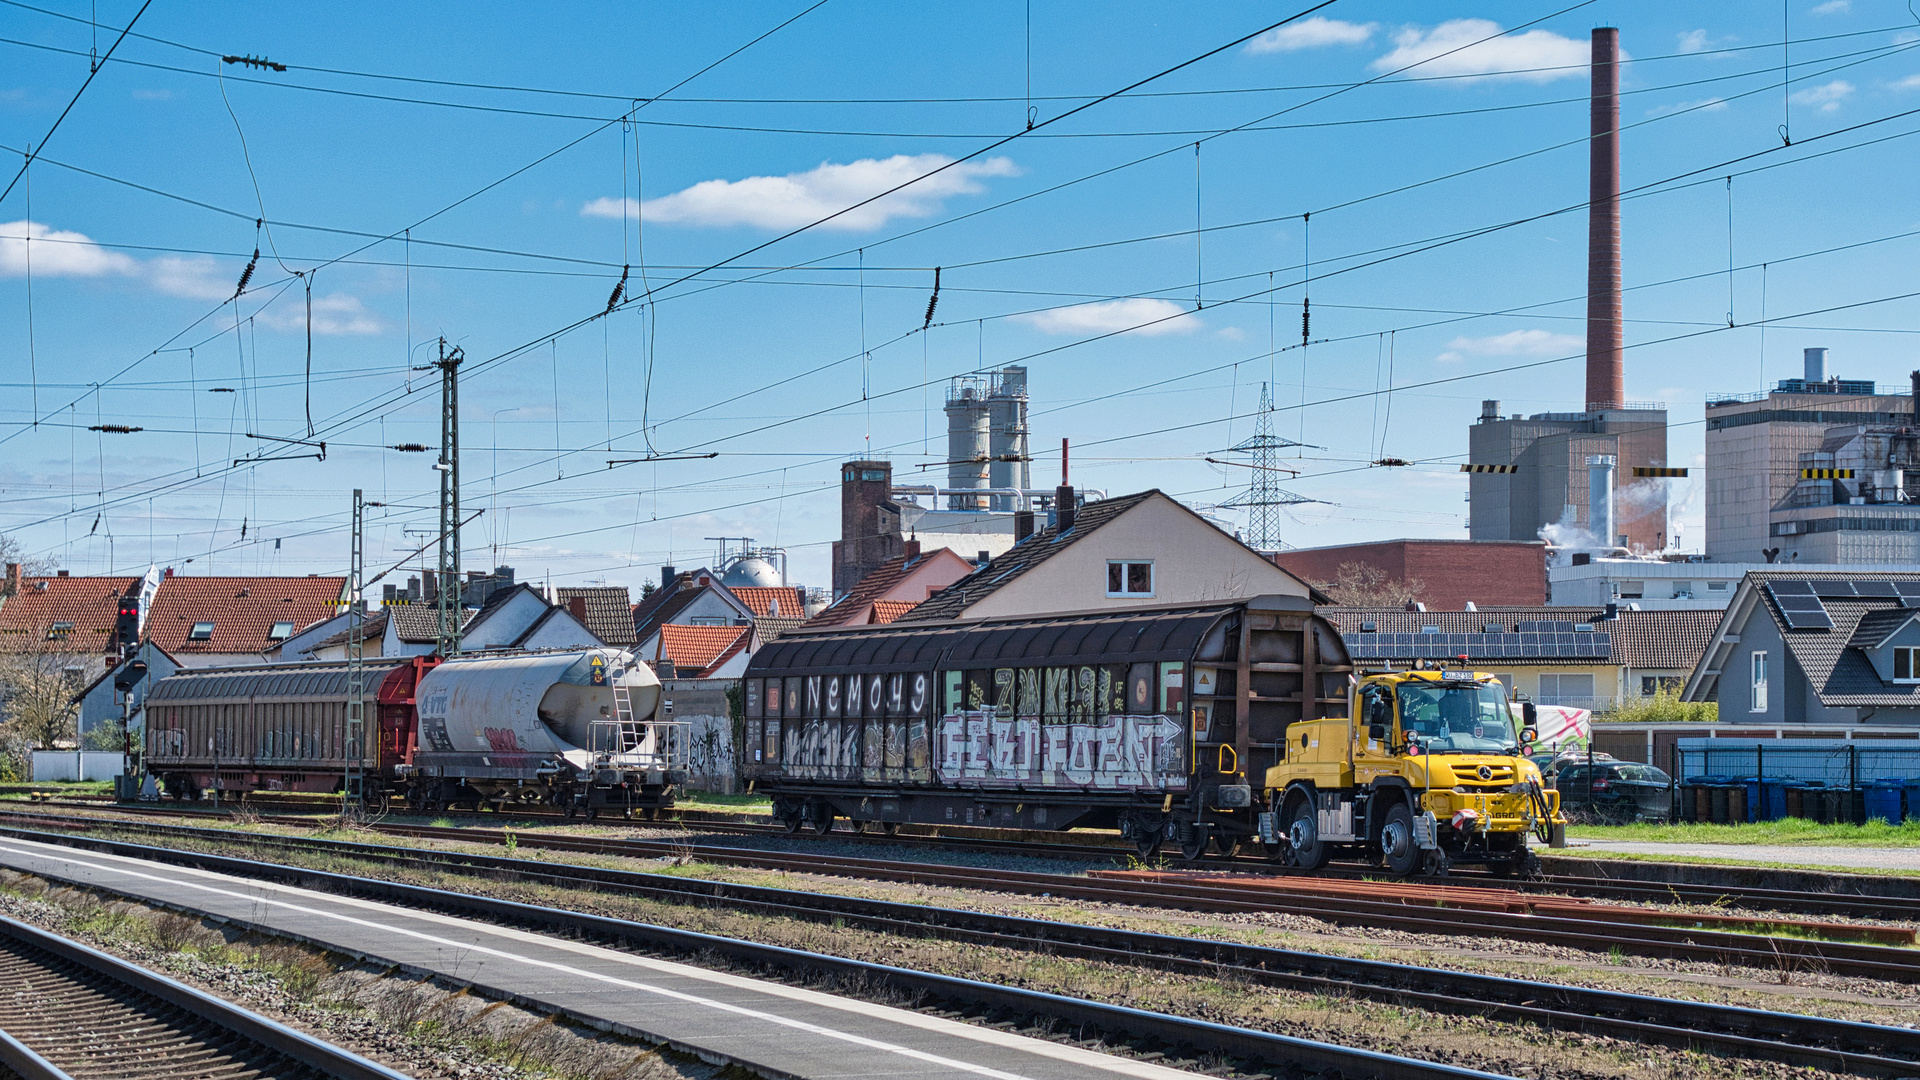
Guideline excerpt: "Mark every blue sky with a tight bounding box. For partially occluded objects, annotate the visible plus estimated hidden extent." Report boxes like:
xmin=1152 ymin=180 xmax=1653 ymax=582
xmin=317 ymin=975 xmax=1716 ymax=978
xmin=4 ymin=0 xmax=1920 ymax=594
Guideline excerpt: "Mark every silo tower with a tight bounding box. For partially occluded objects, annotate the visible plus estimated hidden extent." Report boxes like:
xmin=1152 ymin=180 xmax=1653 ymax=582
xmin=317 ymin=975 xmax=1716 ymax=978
xmin=987 ymin=367 xmax=1030 ymax=511
xmin=944 ymin=376 xmax=991 ymax=510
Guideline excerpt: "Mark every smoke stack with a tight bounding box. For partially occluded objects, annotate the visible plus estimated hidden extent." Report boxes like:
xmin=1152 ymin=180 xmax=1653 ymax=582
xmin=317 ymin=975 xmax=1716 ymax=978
xmin=1588 ymin=454 xmax=1617 ymax=549
xmin=1013 ymin=510 xmax=1035 ymax=542
xmin=1911 ymin=370 xmax=1920 ymax=427
xmin=1805 ymin=347 xmax=1829 ymax=383
xmin=1585 ymin=27 xmax=1624 ymax=413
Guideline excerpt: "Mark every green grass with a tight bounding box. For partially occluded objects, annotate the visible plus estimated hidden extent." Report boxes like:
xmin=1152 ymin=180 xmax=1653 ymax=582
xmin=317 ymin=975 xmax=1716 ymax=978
xmin=672 ymin=790 xmax=771 ymax=814
xmin=1568 ymin=818 xmax=1920 ymax=847
xmin=0 ymin=781 xmax=112 ymax=796
xmin=1561 ymin=847 xmax=1920 ymax=878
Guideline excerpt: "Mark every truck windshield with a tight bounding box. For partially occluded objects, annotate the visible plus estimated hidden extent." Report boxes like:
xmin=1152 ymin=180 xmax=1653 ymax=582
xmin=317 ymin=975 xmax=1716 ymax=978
xmin=1397 ymin=681 xmax=1516 ymax=754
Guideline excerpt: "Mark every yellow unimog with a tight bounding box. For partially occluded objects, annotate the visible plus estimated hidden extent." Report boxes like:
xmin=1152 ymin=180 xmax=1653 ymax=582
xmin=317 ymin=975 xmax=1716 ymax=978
xmin=1257 ymin=664 xmax=1564 ymax=877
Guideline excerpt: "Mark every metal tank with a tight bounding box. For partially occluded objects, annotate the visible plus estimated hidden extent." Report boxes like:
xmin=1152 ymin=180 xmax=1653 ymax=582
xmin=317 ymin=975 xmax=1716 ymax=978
xmin=722 ymin=556 xmax=783 ymax=588
xmin=415 ymin=649 xmax=662 ymax=769
xmin=944 ymin=376 xmax=991 ymax=510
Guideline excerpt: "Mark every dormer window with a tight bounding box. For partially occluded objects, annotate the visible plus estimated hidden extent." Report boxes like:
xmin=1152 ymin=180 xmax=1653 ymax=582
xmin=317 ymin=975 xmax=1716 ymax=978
xmin=1894 ymin=647 xmax=1920 ymax=683
xmin=189 ymin=622 xmax=215 ymax=641
xmin=44 ymin=621 xmax=72 ymax=641
xmin=268 ymin=621 xmax=295 ymax=641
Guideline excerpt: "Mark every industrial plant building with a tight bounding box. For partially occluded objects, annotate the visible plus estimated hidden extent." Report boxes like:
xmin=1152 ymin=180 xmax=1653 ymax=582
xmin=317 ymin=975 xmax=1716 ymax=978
xmin=1466 ymin=28 xmax=1674 ymax=555
xmin=1705 ymin=349 xmax=1920 ymax=564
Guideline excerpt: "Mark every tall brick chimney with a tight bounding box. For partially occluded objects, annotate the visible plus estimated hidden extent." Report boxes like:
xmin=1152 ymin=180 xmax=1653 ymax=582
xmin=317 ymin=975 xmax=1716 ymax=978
xmin=1585 ymin=27 xmax=1624 ymax=413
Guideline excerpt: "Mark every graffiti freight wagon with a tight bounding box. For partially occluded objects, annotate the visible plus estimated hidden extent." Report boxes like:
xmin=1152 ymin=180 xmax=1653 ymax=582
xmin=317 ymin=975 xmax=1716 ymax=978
xmin=742 ymin=596 xmax=1352 ymax=849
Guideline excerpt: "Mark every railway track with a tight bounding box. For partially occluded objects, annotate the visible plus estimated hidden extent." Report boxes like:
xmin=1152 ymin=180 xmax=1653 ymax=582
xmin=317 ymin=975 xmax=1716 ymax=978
xmin=0 ymin=911 xmax=408 ymax=1080
xmin=40 ymin=795 xmax=1920 ymax=923
xmin=0 ymin=828 xmax=1525 ymax=1080
xmin=11 ymin=803 xmax=1920 ymax=979
xmin=3 ymin=815 xmax=1918 ymax=1077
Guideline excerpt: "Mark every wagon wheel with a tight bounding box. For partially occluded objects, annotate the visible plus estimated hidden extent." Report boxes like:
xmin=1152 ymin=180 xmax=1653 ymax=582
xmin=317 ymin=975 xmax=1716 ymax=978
xmin=1133 ymin=830 xmax=1164 ymax=860
xmin=880 ymin=821 xmax=901 ymax=837
xmin=1177 ymin=829 xmax=1208 ymax=863
xmin=809 ymin=810 xmax=835 ymax=836
xmin=1212 ymin=834 xmax=1243 ymax=860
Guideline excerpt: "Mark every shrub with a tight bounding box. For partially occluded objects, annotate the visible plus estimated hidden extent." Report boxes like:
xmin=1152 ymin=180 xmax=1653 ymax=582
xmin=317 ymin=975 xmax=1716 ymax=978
xmin=1599 ymin=688 xmax=1717 ymax=723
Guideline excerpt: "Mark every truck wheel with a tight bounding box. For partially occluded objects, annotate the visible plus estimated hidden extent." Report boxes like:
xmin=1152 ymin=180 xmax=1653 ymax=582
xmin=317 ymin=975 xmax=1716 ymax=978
xmin=1286 ymin=799 xmax=1329 ymax=870
xmin=1380 ymin=803 xmax=1421 ymax=877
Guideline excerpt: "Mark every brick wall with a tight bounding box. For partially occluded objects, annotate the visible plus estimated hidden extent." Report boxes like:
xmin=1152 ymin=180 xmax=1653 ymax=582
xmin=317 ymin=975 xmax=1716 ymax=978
xmin=1270 ymin=540 xmax=1546 ymax=609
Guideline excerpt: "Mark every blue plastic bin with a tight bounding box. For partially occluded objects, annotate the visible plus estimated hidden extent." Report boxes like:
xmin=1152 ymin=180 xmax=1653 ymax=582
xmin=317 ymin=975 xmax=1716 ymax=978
xmin=1866 ymin=780 xmax=1905 ymax=825
xmin=1743 ymin=778 xmax=1764 ymax=823
xmin=1904 ymin=779 xmax=1920 ymax=823
xmin=1763 ymin=780 xmax=1798 ymax=822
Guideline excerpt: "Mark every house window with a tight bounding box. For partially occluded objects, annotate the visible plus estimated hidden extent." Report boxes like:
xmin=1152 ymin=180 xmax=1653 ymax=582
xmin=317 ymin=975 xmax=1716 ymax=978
xmin=1671 ymin=581 xmax=1693 ymax=599
xmin=1707 ymin=581 xmax=1729 ymax=593
xmin=1750 ymin=651 xmax=1769 ymax=713
xmin=688 ymin=616 xmax=730 ymax=627
xmin=189 ymin=622 xmax=215 ymax=641
xmin=1618 ymin=581 xmax=1645 ymax=599
xmin=1641 ymin=675 xmax=1683 ymax=696
xmin=1106 ymin=560 xmax=1154 ymax=597
xmin=269 ymin=621 xmax=295 ymax=641
xmin=44 ymin=621 xmax=73 ymax=641
xmin=1537 ymin=673 xmax=1594 ymax=707
xmin=1894 ymin=647 xmax=1920 ymax=683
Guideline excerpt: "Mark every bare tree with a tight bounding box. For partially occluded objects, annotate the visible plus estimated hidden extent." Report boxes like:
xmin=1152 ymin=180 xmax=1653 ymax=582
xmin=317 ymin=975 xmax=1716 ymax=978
xmin=0 ymin=533 xmax=57 ymax=576
xmin=0 ymin=651 xmax=87 ymax=751
xmin=1322 ymin=562 xmax=1427 ymax=608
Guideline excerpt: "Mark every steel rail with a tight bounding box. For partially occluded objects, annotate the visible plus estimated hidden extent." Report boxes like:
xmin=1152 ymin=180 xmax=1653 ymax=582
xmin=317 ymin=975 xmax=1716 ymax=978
xmin=10 ymin=805 xmax=1917 ymax=980
xmin=0 ymin=827 xmax=1512 ymax=1080
xmin=8 ymin=814 xmax=1915 ymax=1076
xmin=0 ymin=913 xmax=412 ymax=1080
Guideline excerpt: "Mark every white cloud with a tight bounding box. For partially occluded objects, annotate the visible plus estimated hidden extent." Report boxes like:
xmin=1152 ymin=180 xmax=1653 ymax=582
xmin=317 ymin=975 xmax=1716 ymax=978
xmin=592 ymin=154 xmax=1019 ymax=232
xmin=1646 ymin=97 xmax=1728 ymax=117
xmin=1791 ymin=79 xmax=1854 ymax=112
xmin=1371 ymin=19 xmax=1590 ymax=82
xmin=1677 ymin=29 xmax=1710 ymax=53
xmin=1436 ymin=329 xmax=1582 ymax=363
xmin=1015 ymin=298 xmax=1197 ymax=338
xmin=1812 ymin=1 xmax=1851 ymax=14
xmin=1245 ymin=17 xmax=1376 ymax=54
xmin=257 ymin=293 xmax=385 ymax=336
xmin=0 ymin=220 xmax=136 ymax=277
xmin=132 ymin=88 xmax=174 ymax=101
xmin=147 ymin=255 xmax=234 ymax=300
xmin=1214 ymin=326 xmax=1246 ymax=341
xmin=1895 ymin=74 xmax=1920 ymax=90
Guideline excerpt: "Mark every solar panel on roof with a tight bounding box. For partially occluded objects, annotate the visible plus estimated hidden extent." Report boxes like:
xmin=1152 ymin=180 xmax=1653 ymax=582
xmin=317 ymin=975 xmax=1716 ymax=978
xmin=1854 ymin=581 xmax=1899 ymax=597
xmin=1813 ymin=580 xmax=1859 ymax=598
xmin=1782 ymin=609 xmax=1835 ymax=630
xmin=1896 ymin=582 xmax=1920 ymax=597
xmin=1775 ymin=595 xmax=1824 ymax=611
xmin=1769 ymin=579 xmax=1815 ymax=595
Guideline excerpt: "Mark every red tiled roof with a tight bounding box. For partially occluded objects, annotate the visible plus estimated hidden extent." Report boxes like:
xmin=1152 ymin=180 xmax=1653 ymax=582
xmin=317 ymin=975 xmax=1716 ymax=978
xmin=731 ymin=585 xmax=805 ymax=619
xmin=0 ymin=575 xmax=136 ymax=654
xmin=146 ymin=575 xmax=345 ymax=655
xmin=654 ymin=623 xmax=753 ymax=676
xmin=807 ymin=548 xmax=971 ymax=628
xmin=869 ymin=600 xmax=919 ymax=624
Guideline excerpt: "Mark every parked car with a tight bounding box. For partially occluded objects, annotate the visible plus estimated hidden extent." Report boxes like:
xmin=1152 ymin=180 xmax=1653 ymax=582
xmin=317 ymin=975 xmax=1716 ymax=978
xmin=1529 ymin=751 xmax=1615 ymax=787
xmin=1554 ymin=761 xmax=1673 ymax=823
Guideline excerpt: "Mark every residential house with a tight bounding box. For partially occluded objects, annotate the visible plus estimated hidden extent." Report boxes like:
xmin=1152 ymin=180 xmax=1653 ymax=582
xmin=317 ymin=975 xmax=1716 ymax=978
xmin=0 ymin=569 xmax=138 ymax=689
xmin=1685 ymin=570 xmax=1920 ymax=726
xmin=648 ymin=623 xmax=755 ymax=678
xmin=71 ymin=642 xmax=180 ymax=741
xmin=142 ymin=574 xmax=348 ymax=666
xmin=461 ymin=583 xmax=605 ymax=652
xmin=632 ymin=569 xmax=757 ymax=641
xmin=731 ymin=584 xmax=810 ymax=642
xmin=554 ymin=586 xmax=637 ymax=647
xmin=900 ymin=490 xmax=1321 ymax=624
xmin=1323 ymin=606 xmax=1721 ymax=712
xmin=803 ymin=542 xmax=973 ymax=628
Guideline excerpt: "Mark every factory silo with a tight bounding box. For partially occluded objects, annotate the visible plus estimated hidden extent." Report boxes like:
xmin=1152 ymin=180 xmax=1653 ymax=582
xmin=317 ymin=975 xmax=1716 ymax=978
xmin=987 ymin=367 xmax=1030 ymax=511
xmin=945 ymin=377 xmax=991 ymax=510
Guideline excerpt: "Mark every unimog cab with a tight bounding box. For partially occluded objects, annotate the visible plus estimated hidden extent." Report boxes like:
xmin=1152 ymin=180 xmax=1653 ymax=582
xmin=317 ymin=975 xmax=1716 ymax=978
xmin=1259 ymin=664 xmax=1564 ymax=876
